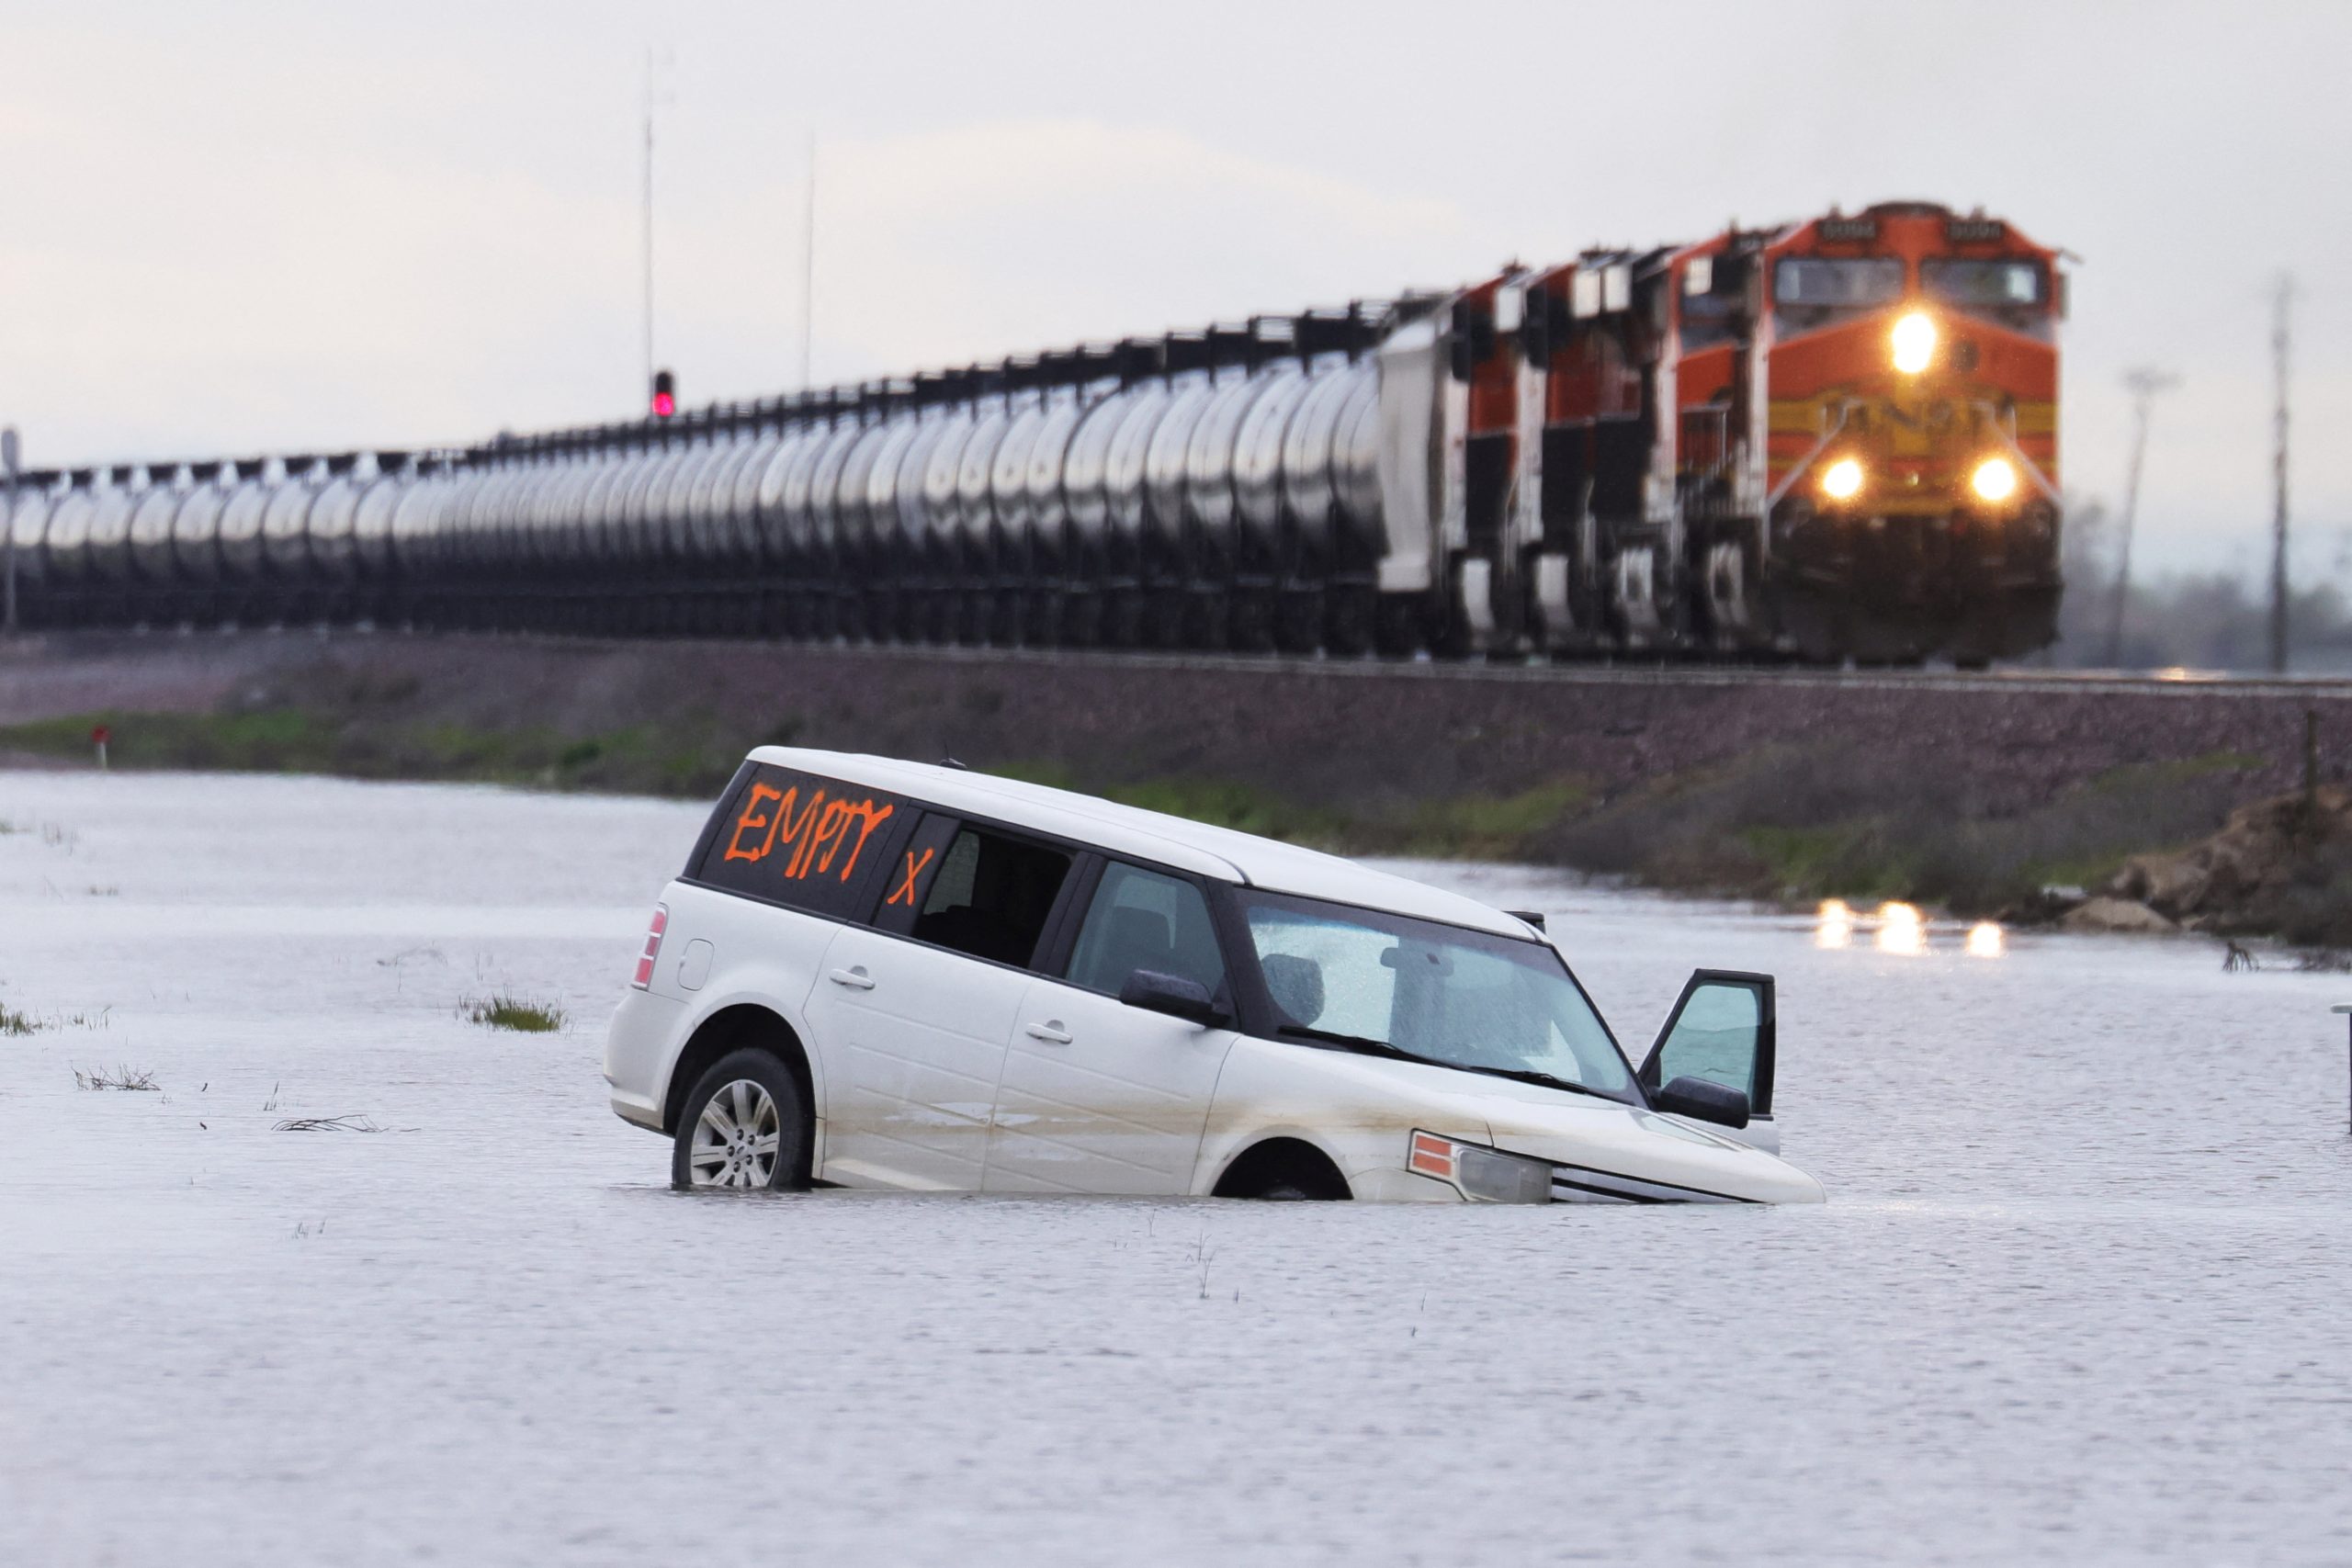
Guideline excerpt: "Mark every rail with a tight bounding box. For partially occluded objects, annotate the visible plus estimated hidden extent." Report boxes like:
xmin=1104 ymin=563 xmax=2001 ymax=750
xmin=15 ymin=626 xmax=2351 ymax=703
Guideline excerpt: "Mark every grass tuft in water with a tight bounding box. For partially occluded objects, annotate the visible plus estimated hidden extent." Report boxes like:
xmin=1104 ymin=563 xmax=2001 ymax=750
xmin=461 ymin=995 xmax=567 ymax=1033
xmin=1 ymin=1005 xmax=40 ymax=1036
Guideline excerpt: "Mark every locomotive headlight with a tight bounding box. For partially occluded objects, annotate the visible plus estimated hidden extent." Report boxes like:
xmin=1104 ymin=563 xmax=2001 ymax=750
xmin=1820 ymin=457 xmax=1865 ymax=501
xmin=1971 ymin=457 xmax=2019 ymax=503
xmin=1890 ymin=310 xmax=1938 ymax=375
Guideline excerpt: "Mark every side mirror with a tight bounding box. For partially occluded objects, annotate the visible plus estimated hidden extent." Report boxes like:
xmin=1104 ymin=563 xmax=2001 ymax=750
xmin=1119 ymin=968 xmax=1227 ymax=1028
xmin=1653 ymin=1074 xmax=1750 ymax=1130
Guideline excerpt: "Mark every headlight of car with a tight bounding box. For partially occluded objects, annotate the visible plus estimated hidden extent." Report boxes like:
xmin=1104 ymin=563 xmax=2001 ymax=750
xmin=1408 ymin=1131 xmax=1553 ymax=1204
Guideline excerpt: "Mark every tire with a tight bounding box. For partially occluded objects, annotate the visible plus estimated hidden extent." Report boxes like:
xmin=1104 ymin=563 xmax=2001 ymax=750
xmin=670 ymin=1048 xmax=810 ymax=1191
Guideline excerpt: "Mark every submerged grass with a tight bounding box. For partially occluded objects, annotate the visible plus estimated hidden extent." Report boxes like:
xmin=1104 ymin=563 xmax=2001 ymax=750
xmin=74 ymin=1065 xmax=158 ymax=1091
xmin=3 ymin=1003 xmax=109 ymax=1036
xmin=274 ymin=1114 xmax=393 ymax=1133
xmin=461 ymin=995 xmax=567 ymax=1033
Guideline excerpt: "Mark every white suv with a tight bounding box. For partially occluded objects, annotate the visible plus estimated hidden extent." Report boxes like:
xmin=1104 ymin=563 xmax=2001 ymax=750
xmin=604 ymin=748 xmax=1825 ymax=1205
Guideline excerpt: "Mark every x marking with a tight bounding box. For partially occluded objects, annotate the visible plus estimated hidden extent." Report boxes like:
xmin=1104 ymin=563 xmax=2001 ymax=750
xmin=887 ymin=847 xmax=935 ymax=907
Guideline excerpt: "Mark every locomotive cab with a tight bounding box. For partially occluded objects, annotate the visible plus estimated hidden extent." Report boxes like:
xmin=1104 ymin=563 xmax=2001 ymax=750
xmin=1752 ymin=202 xmax=2064 ymax=663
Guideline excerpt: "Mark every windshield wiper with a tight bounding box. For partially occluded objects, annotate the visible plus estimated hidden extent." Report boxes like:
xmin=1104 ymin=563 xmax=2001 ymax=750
xmin=1274 ymin=1024 xmax=1427 ymax=1063
xmin=1274 ymin=1026 xmax=1620 ymax=1102
xmin=1456 ymin=1064 xmax=1612 ymax=1100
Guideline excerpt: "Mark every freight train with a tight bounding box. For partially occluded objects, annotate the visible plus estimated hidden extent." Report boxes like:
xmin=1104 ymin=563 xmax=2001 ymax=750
xmin=3 ymin=200 xmax=2064 ymax=664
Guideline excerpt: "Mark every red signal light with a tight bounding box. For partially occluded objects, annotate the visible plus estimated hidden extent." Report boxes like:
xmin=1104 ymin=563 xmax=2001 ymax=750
xmin=650 ymin=368 xmax=676 ymax=420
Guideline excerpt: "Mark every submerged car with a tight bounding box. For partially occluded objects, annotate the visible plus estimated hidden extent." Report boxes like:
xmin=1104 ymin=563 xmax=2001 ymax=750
xmin=604 ymin=748 xmax=1825 ymax=1205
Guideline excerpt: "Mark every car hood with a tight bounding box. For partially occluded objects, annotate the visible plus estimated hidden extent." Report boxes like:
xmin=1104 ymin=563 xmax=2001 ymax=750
xmin=1311 ymin=1051 xmax=1825 ymax=1205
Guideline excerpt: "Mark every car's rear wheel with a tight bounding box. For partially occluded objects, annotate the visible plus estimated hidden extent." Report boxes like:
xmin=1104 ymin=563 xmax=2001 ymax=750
xmin=672 ymin=1048 xmax=809 ymax=1191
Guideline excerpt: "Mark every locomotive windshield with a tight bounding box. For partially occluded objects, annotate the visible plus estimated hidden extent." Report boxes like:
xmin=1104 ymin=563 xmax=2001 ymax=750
xmin=1773 ymin=257 xmax=1904 ymax=310
xmin=1921 ymin=258 xmax=2044 ymax=307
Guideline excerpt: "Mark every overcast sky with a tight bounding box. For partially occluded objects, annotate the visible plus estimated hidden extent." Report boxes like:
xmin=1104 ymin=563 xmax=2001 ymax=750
xmin=3 ymin=0 xmax=2346 ymax=579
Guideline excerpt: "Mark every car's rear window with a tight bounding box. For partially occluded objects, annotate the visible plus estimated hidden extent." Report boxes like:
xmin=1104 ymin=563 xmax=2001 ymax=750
xmin=695 ymin=762 xmax=909 ymax=919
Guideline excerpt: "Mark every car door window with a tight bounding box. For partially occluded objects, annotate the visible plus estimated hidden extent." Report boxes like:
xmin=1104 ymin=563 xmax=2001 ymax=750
xmin=1649 ymin=978 xmax=1767 ymax=1104
xmin=1065 ymin=862 xmax=1225 ymax=998
xmin=901 ymin=824 xmax=1072 ymax=969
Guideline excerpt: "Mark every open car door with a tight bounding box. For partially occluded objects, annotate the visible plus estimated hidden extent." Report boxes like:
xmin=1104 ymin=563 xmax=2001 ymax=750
xmin=1639 ymin=969 xmax=1779 ymax=1154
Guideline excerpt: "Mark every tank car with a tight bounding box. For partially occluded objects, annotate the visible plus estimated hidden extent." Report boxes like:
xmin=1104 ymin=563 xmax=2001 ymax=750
xmin=19 ymin=200 xmax=2062 ymax=665
xmin=5 ymin=472 xmax=60 ymax=628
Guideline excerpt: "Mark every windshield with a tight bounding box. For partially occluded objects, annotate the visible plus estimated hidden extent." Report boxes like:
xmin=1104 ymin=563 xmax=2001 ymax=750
xmin=1773 ymin=256 xmax=1904 ymax=310
xmin=1921 ymin=258 xmax=2044 ymax=308
xmin=1238 ymin=893 xmax=1639 ymax=1103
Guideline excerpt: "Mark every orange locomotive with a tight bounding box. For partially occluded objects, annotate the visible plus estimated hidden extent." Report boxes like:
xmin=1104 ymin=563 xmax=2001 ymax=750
xmin=1452 ymin=200 xmax=2064 ymax=664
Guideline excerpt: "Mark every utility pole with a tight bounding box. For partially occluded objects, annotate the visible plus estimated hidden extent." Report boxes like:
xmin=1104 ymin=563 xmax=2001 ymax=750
xmin=2 ymin=426 xmax=17 ymax=635
xmin=2106 ymin=367 xmax=2180 ymax=667
xmin=2270 ymin=275 xmax=2296 ymax=674
xmin=641 ymin=49 xmax=657 ymax=400
xmin=800 ymin=132 xmax=818 ymax=390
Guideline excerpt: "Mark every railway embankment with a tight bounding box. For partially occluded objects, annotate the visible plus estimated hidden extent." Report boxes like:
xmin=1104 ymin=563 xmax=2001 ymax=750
xmin=6 ymin=630 xmax=2352 ymax=945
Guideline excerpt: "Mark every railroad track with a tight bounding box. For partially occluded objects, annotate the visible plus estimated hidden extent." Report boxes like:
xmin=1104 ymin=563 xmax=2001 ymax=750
xmin=725 ymin=639 xmax=2352 ymax=700
xmin=17 ymin=626 xmax=2352 ymax=702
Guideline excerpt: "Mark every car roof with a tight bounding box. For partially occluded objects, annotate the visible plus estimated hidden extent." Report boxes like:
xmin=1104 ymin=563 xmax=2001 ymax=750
xmin=750 ymin=746 xmax=1537 ymax=941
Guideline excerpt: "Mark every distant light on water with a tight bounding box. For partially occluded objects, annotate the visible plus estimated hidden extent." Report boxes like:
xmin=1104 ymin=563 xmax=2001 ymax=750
xmin=1875 ymin=901 xmax=1926 ymax=955
xmin=1815 ymin=897 xmax=1996 ymax=956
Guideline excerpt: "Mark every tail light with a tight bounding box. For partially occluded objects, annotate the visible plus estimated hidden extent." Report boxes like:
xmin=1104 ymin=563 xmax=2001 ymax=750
xmin=631 ymin=904 xmax=669 ymax=989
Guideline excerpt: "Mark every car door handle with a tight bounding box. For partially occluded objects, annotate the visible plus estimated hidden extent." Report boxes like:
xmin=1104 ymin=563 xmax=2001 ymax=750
xmin=828 ymin=967 xmax=876 ymax=990
xmin=1024 ymin=1021 xmax=1073 ymax=1044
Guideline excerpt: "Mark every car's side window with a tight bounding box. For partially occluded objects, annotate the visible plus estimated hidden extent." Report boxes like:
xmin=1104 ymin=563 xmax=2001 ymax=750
xmin=1065 ymin=861 xmax=1226 ymax=999
xmin=693 ymin=763 xmax=908 ymax=919
xmin=1650 ymin=978 xmax=1768 ymax=1104
xmin=888 ymin=821 xmax=1072 ymax=969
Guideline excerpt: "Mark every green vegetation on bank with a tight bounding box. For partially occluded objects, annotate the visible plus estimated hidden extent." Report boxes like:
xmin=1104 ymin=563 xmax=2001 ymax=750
xmin=0 ymin=707 xmax=770 ymax=800
xmin=6 ymin=703 xmax=2324 ymax=938
xmin=1545 ymin=746 xmax=2268 ymax=917
xmin=991 ymin=761 xmax=1589 ymax=861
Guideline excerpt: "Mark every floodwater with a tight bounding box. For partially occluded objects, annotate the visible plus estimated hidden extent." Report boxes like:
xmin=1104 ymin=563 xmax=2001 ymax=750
xmin=4 ymin=772 xmax=2350 ymax=1566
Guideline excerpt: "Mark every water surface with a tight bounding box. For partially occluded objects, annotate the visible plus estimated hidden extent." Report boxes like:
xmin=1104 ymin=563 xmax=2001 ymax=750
xmin=3 ymin=772 xmax=2347 ymax=1565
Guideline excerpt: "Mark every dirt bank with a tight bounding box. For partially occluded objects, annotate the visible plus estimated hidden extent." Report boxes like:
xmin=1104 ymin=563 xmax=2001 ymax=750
xmin=6 ymin=630 xmax=2350 ymax=931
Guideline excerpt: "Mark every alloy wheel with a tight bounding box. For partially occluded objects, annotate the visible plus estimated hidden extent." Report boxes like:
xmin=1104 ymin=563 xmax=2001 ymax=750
xmin=688 ymin=1078 xmax=783 ymax=1189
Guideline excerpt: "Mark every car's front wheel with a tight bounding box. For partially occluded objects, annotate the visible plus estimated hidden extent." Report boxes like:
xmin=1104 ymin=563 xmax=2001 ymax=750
xmin=672 ymin=1048 xmax=809 ymax=1191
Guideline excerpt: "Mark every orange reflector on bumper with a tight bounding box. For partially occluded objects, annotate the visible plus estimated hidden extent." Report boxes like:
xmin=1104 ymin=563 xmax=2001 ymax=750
xmin=1408 ymin=1131 xmax=1456 ymax=1179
